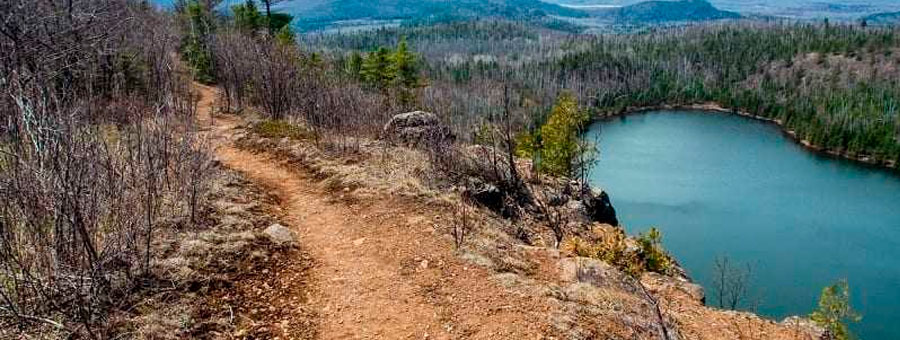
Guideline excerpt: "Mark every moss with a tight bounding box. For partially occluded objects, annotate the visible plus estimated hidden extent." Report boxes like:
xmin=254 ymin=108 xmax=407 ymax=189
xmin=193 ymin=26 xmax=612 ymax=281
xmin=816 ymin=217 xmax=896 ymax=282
xmin=252 ymin=120 xmax=312 ymax=140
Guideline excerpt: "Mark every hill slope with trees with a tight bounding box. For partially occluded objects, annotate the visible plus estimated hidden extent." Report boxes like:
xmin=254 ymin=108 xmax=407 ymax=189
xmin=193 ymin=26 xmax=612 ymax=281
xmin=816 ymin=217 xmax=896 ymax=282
xmin=864 ymin=11 xmax=900 ymax=26
xmin=602 ymin=0 xmax=741 ymax=23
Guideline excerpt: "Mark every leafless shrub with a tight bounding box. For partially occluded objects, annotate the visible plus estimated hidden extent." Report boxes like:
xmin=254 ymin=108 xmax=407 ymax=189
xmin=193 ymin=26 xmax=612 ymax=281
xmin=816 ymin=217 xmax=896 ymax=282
xmin=527 ymin=182 xmax=571 ymax=248
xmin=451 ymin=198 xmax=475 ymax=251
xmin=713 ymin=256 xmax=754 ymax=310
xmin=0 ymin=0 xmax=213 ymax=337
xmin=213 ymin=30 xmax=393 ymax=151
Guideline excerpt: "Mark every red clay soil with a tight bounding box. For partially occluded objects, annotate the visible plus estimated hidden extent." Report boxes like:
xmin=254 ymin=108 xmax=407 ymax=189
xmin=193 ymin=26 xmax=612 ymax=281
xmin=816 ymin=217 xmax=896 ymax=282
xmin=195 ymin=84 xmax=558 ymax=339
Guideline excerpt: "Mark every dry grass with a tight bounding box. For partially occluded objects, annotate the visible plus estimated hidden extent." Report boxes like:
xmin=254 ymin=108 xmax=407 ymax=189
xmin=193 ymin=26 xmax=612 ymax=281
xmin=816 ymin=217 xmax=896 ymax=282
xmin=237 ymin=121 xmax=444 ymax=199
xmin=252 ymin=120 xmax=313 ymax=140
xmin=104 ymin=168 xmax=315 ymax=339
xmin=233 ymin=118 xmax=824 ymax=340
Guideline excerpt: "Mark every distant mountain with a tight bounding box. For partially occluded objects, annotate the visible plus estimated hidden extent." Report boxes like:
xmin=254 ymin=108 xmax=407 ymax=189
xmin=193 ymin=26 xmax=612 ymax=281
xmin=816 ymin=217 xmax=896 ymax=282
xmin=863 ymin=11 xmax=900 ymax=26
xmin=282 ymin=0 xmax=588 ymax=28
xmin=603 ymin=0 xmax=740 ymax=23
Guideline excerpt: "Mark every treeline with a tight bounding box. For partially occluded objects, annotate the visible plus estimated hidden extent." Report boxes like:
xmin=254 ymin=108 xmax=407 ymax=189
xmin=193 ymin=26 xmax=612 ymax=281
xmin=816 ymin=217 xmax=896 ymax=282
xmin=547 ymin=23 xmax=900 ymax=162
xmin=308 ymin=20 xmax=900 ymax=165
xmin=0 ymin=0 xmax=212 ymax=337
xmin=179 ymin=0 xmax=419 ymax=141
xmin=291 ymin=0 xmax=587 ymax=31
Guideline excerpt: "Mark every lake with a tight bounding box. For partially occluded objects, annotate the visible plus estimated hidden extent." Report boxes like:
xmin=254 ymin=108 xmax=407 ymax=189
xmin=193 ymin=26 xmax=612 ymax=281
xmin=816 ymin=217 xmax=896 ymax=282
xmin=585 ymin=110 xmax=900 ymax=339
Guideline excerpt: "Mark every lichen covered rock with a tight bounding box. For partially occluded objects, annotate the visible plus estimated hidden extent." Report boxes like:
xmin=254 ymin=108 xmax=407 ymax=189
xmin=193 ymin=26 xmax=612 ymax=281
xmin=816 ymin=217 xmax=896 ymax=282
xmin=382 ymin=111 xmax=454 ymax=147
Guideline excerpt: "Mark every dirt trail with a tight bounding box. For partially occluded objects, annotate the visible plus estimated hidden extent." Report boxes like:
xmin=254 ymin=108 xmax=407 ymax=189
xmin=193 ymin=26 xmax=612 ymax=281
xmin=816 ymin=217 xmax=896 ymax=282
xmin=194 ymin=84 xmax=555 ymax=339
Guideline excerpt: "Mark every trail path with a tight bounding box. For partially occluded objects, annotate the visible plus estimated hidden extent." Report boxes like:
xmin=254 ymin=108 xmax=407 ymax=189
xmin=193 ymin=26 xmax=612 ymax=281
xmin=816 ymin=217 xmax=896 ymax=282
xmin=194 ymin=84 xmax=555 ymax=339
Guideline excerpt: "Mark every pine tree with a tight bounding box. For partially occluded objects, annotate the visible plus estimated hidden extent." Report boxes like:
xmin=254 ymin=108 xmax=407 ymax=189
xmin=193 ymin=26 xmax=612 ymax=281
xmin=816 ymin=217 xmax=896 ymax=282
xmin=347 ymin=51 xmax=364 ymax=79
xmin=361 ymin=47 xmax=396 ymax=90
xmin=393 ymin=37 xmax=420 ymax=89
xmin=233 ymin=0 xmax=264 ymax=35
xmin=275 ymin=25 xmax=296 ymax=47
xmin=181 ymin=0 xmax=215 ymax=83
xmin=539 ymin=92 xmax=590 ymax=176
xmin=392 ymin=37 xmax=420 ymax=107
xmin=811 ymin=280 xmax=861 ymax=340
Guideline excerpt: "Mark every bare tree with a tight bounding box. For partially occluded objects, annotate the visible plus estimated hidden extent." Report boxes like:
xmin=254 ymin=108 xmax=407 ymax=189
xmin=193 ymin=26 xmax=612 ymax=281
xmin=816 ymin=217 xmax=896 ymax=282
xmin=451 ymin=187 xmax=475 ymax=250
xmin=527 ymin=182 xmax=570 ymax=248
xmin=713 ymin=256 xmax=753 ymax=310
xmin=0 ymin=1 xmax=214 ymax=336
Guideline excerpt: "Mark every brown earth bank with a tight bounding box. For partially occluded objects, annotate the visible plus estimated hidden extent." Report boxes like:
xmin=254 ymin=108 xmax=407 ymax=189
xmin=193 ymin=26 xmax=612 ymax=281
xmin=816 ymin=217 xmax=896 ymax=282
xmin=104 ymin=164 xmax=317 ymax=339
xmin=190 ymin=82 xmax=825 ymax=339
xmin=602 ymin=102 xmax=899 ymax=171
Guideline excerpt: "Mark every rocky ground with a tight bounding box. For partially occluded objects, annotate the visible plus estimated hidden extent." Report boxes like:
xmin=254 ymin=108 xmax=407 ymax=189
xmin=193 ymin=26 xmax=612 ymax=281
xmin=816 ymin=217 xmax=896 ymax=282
xmin=120 ymin=83 xmax=826 ymax=339
xmin=107 ymin=167 xmax=316 ymax=339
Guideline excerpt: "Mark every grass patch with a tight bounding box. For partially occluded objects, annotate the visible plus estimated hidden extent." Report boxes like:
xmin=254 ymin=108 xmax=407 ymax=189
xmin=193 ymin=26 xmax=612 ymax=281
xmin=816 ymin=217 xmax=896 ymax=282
xmin=563 ymin=226 xmax=673 ymax=277
xmin=252 ymin=120 xmax=311 ymax=140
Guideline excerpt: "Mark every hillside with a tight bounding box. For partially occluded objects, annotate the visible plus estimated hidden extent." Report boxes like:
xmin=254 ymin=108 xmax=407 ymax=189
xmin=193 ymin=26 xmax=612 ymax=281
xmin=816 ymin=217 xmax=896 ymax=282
xmin=864 ymin=11 xmax=900 ymax=26
xmin=283 ymin=0 xmax=587 ymax=29
xmin=602 ymin=0 xmax=740 ymax=23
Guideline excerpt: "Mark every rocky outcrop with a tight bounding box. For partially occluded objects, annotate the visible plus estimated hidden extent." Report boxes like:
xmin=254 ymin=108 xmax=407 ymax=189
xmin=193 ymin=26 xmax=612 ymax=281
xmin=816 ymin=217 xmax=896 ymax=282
xmin=581 ymin=186 xmax=619 ymax=226
xmin=780 ymin=317 xmax=827 ymax=339
xmin=264 ymin=223 xmax=297 ymax=246
xmin=558 ymin=180 xmax=619 ymax=226
xmin=382 ymin=111 xmax=454 ymax=147
xmin=463 ymin=180 xmax=505 ymax=213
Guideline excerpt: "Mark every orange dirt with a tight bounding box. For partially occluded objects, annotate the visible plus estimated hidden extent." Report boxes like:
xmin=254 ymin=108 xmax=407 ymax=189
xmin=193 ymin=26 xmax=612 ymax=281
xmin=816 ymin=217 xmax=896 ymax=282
xmin=194 ymin=84 xmax=557 ymax=339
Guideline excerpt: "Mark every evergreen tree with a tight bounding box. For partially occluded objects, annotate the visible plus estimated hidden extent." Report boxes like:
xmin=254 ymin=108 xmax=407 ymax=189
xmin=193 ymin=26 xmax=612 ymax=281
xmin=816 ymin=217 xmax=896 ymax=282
xmin=811 ymin=280 xmax=861 ymax=340
xmin=393 ymin=37 xmax=420 ymax=89
xmin=392 ymin=37 xmax=421 ymax=107
xmin=275 ymin=24 xmax=296 ymax=46
xmin=181 ymin=0 xmax=215 ymax=83
xmin=538 ymin=92 xmax=590 ymax=176
xmin=233 ymin=0 xmax=264 ymax=34
xmin=347 ymin=51 xmax=364 ymax=79
xmin=361 ymin=47 xmax=396 ymax=90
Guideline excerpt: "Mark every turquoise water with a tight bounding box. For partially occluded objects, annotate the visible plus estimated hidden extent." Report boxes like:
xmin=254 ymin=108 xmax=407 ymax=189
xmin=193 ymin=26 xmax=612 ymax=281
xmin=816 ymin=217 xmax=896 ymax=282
xmin=585 ymin=110 xmax=900 ymax=339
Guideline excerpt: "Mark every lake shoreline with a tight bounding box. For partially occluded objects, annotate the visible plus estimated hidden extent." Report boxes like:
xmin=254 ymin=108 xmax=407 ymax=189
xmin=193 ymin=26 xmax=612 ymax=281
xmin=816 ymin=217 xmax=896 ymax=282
xmin=597 ymin=103 xmax=899 ymax=171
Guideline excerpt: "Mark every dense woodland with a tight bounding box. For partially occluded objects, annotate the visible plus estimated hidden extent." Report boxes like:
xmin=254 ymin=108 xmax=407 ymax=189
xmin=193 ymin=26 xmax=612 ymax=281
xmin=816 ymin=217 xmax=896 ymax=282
xmin=306 ymin=20 xmax=900 ymax=164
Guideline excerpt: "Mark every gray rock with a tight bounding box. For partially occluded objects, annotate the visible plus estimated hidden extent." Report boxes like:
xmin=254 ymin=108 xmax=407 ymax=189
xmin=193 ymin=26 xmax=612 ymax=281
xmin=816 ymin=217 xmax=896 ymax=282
xmin=559 ymin=257 xmax=640 ymax=294
xmin=463 ymin=181 xmax=504 ymax=213
xmin=579 ymin=186 xmax=619 ymax=226
xmin=556 ymin=181 xmax=619 ymax=226
xmin=780 ymin=316 xmax=827 ymax=339
xmin=643 ymin=272 xmax=706 ymax=303
xmin=385 ymin=111 xmax=440 ymax=128
xmin=383 ymin=111 xmax=454 ymax=147
xmin=264 ymin=223 xmax=296 ymax=246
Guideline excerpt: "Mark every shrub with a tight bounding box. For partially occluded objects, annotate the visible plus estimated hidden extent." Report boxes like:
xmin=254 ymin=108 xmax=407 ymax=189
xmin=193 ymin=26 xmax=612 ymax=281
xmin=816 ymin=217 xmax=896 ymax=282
xmin=562 ymin=226 xmax=672 ymax=277
xmin=811 ymin=280 xmax=861 ymax=340
xmin=539 ymin=92 xmax=590 ymax=176
xmin=518 ymin=92 xmax=595 ymax=177
xmin=252 ymin=120 xmax=312 ymax=140
xmin=637 ymin=227 xmax=671 ymax=274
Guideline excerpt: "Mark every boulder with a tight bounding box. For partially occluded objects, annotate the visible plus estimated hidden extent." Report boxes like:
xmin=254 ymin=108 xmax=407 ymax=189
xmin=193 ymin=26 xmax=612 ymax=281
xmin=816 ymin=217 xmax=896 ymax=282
xmin=463 ymin=181 xmax=504 ymax=213
xmin=264 ymin=223 xmax=296 ymax=246
xmin=560 ymin=181 xmax=619 ymax=226
xmin=577 ymin=186 xmax=618 ymax=226
xmin=383 ymin=111 xmax=454 ymax=147
xmin=586 ymin=189 xmax=619 ymax=226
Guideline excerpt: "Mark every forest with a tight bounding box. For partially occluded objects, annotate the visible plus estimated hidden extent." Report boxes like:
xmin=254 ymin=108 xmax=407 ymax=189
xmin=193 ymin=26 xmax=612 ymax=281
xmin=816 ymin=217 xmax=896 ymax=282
xmin=306 ymin=20 xmax=900 ymax=165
